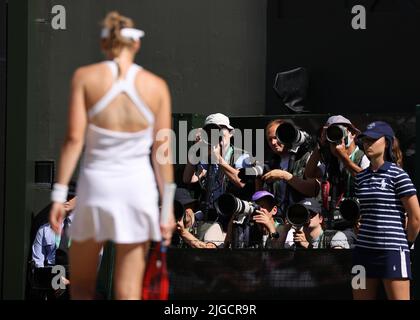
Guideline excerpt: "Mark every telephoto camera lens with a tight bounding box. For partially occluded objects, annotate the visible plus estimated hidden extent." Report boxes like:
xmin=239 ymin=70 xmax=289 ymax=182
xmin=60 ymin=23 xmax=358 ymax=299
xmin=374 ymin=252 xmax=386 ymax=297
xmin=326 ymin=125 xmax=346 ymax=144
xmin=339 ymin=198 xmax=360 ymax=223
xmin=215 ymin=193 xmax=260 ymax=219
xmin=238 ymin=164 xmax=264 ymax=182
xmin=275 ymin=122 xmax=309 ymax=151
xmin=276 ymin=122 xmax=298 ymax=145
xmin=286 ymin=203 xmax=310 ymax=228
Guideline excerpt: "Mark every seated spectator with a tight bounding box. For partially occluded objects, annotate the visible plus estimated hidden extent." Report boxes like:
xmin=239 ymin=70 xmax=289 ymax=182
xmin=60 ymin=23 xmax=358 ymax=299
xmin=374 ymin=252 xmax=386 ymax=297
xmin=30 ymin=189 xmax=76 ymax=300
xmin=32 ymin=196 xmax=76 ymax=267
xmin=283 ymin=198 xmax=350 ymax=249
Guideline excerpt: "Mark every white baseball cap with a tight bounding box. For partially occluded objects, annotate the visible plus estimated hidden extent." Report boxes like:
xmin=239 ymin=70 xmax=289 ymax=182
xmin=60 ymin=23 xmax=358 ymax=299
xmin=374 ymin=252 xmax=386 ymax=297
xmin=325 ymin=115 xmax=360 ymax=134
xmin=204 ymin=113 xmax=234 ymax=130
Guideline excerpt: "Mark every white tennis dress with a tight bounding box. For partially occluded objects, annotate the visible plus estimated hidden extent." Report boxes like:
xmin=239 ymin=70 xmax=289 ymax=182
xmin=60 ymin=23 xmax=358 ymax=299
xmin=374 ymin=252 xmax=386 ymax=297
xmin=70 ymin=61 xmax=161 ymax=243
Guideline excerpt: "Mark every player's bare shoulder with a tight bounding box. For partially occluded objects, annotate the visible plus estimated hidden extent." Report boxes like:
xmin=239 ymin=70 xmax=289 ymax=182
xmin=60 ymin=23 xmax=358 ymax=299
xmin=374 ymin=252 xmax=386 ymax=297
xmin=71 ymin=62 xmax=110 ymax=85
xmin=137 ymin=68 xmax=170 ymax=113
xmin=138 ymin=68 xmax=169 ymax=94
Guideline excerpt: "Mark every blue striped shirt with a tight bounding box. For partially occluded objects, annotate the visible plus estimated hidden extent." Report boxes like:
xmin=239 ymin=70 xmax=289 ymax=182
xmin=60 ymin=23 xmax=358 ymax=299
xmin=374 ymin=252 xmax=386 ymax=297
xmin=31 ymin=215 xmax=73 ymax=267
xmin=355 ymin=161 xmax=417 ymax=252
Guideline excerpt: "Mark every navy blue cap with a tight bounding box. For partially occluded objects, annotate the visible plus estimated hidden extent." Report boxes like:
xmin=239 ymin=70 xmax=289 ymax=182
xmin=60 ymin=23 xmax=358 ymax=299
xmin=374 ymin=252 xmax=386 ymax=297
xmin=175 ymin=188 xmax=197 ymax=206
xmin=359 ymin=121 xmax=395 ymax=140
xmin=297 ymin=198 xmax=322 ymax=214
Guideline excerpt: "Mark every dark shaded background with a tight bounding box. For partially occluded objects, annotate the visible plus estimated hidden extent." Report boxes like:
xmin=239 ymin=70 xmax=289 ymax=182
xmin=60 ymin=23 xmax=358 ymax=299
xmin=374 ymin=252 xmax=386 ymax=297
xmin=266 ymin=0 xmax=420 ymax=114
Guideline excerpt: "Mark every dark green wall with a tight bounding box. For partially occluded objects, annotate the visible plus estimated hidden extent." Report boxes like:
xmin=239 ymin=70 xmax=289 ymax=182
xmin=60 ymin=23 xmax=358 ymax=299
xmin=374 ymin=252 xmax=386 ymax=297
xmin=4 ymin=0 xmax=267 ymax=299
xmin=266 ymin=0 xmax=420 ymax=114
xmin=3 ymin=0 xmax=29 ymax=299
xmin=0 ymin=0 xmax=7 ymax=299
xmin=27 ymin=0 xmax=267 ymax=213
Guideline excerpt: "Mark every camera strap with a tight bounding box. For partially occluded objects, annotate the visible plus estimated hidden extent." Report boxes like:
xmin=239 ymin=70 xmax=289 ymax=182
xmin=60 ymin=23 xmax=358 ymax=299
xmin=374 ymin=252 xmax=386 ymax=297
xmin=279 ymin=153 xmax=296 ymax=214
xmin=322 ymin=160 xmax=343 ymax=229
xmin=203 ymin=146 xmax=234 ymax=210
xmin=344 ymin=146 xmax=364 ymax=197
xmin=321 ymin=180 xmax=330 ymax=210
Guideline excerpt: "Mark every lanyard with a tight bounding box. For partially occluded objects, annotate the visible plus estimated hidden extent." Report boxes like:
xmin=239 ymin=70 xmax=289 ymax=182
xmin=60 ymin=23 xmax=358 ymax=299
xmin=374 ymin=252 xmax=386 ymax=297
xmin=312 ymin=230 xmax=324 ymax=246
xmin=206 ymin=146 xmax=234 ymax=205
xmin=55 ymin=234 xmax=72 ymax=248
xmin=223 ymin=145 xmax=234 ymax=163
xmin=345 ymin=147 xmax=359 ymax=197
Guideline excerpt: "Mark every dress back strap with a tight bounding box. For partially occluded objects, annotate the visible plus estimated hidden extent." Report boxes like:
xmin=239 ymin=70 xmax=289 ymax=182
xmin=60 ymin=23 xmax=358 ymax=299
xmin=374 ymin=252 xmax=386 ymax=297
xmin=87 ymin=61 xmax=155 ymax=124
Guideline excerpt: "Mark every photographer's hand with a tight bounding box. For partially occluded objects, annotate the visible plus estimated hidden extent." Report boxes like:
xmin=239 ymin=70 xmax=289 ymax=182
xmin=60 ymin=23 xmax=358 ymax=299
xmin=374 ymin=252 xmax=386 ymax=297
xmin=330 ymin=140 xmax=349 ymax=161
xmin=216 ymin=143 xmax=246 ymax=188
xmin=183 ymin=211 xmax=194 ymax=229
xmin=262 ymin=169 xmax=293 ymax=183
xmin=253 ymin=209 xmax=276 ymax=233
xmin=293 ymin=230 xmax=310 ymax=248
xmin=176 ymin=220 xmax=186 ymax=235
xmin=195 ymin=128 xmax=202 ymax=143
xmin=176 ymin=220 xmax=218 ymax=249
xmin=330 ymin=139 xmax=364 ymax=176
xmin=211 ymin=143 xmax=223 ymax=164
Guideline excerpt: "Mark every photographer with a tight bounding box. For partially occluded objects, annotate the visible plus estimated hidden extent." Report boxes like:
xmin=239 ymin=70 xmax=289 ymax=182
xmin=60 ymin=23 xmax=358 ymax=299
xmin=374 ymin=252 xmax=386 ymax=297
xmin=176 ymin=219 xmax=226 ymax=249
xmin=284 ymin=198 xmax=350 ymax=249
xmin=336 ymin=198 xmax=362 ymax=249
xmin=216 ymin=191 xmax=283 ymax=249
xmin=183 ymin=113 xmax=253 ymax=222
xmin=258 ymin=119 xmax=318 ymax=213
xmin=304 ymin=115 xmax=370 ymax=229
xmin=175 ymin=188 xmax=227 ymax=249
xmin=171 ymin=188 xmax=202 ymax=247
xmin=306 ymin=115 xmax=369 ymax=179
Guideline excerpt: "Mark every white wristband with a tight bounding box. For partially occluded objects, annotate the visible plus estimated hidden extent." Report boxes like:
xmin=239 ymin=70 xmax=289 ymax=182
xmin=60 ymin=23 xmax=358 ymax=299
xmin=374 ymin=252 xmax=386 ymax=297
xmin=51 ymin=183 xmax=68 ymax=203
xmin=161 ymin=183 xmax=176 ymax=224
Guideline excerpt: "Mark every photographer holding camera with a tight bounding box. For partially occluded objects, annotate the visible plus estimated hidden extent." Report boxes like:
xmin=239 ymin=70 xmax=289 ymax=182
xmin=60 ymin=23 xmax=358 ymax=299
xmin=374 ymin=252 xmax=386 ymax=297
xmin=183 ymin=113 xmax=253 ymax=222
xmin=304 ymin=115 xmax=370 ymax=232
xmin=173 ymin=187 xmax=228 ymax=249
xmin=255 ymin=119 xmax=318 ymax=215
xmin=171 ymin=188 xmax=201 ymax=247
xmin=218 ymin=191 xmax=283 ymax=249
xmin=283 ymin=198 xmax=350 ymax=249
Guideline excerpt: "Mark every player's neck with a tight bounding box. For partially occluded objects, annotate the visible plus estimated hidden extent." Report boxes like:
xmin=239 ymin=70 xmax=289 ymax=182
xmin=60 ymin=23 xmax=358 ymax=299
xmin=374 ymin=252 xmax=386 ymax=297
xmin=113 ymin=50 xmax=135 ymax=71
